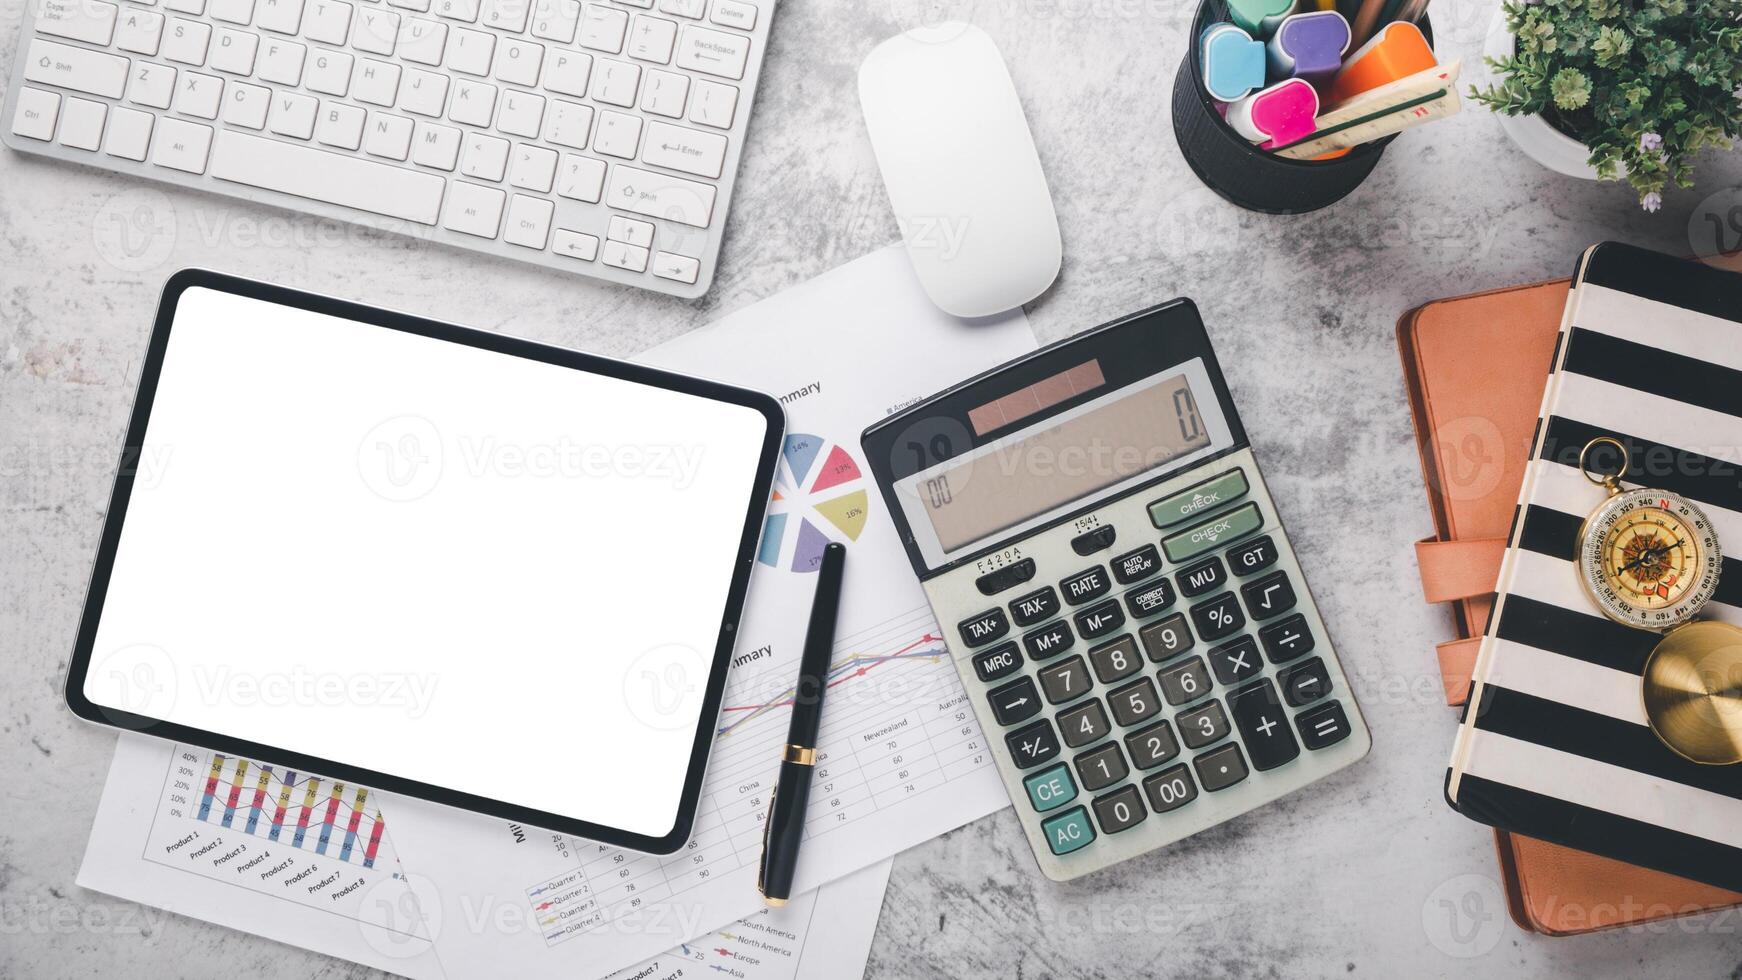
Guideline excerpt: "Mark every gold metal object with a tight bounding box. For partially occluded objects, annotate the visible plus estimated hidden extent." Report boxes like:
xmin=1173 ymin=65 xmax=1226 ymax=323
xmin=1643 ymin=621 xmax=1742 ymax=766
xmin=782 ymin=744 xmax=816 ymax=765
xmin=1579 ymin=435 xmax=1629 ymax=495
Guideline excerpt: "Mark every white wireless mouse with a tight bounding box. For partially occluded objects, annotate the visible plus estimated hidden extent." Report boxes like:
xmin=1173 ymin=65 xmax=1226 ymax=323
xmin=859 ymin=24 xmax=1063 ymax=319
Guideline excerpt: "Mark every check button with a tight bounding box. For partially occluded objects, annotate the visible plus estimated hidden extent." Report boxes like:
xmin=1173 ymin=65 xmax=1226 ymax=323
xmin=1162 ymin=502 xmax=1264 ymax=563
xmin=1149 ymin=469 xmax=1249 ymax=528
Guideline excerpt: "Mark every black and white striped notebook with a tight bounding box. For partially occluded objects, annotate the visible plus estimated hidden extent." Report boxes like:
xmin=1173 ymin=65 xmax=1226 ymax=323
xmin=1446 ymin=242 xmax=1742 ymax=892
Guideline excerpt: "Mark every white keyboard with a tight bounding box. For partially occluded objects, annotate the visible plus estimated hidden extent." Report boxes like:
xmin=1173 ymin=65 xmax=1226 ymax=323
xmin=3 ymin=0 xmax=773 ymax=296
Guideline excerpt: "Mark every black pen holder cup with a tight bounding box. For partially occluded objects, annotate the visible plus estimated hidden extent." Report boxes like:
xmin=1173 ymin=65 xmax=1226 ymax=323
xmin=1171 ymin=0 xmax=1433 ymax=214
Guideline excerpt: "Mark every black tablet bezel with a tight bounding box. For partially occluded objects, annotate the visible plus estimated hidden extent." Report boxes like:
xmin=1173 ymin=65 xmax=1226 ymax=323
xmin=63 ymin=269 xmax=785 ymax=855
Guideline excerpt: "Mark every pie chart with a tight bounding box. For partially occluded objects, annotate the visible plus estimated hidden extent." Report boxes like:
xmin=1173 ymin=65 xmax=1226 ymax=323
xmin=757 ymin=433 xmax=870 ymax=573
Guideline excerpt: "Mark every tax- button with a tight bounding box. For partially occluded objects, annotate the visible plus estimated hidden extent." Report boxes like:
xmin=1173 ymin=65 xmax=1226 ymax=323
xmin=1149 ymin=469 xmax=1249 ymax=528
xmin=1041 ymin=806 xmax=1096 ymax=855
xmin=958 ymin=608 xmax=1009 ymax=647
xmin=1161 ymin=502 xmax=1264 ymax=562
xmin=1023 ymin=763 xmax=1078 ymax=813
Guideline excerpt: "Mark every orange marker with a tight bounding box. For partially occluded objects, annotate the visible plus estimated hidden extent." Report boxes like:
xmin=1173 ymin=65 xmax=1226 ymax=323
xmin=1326 ymin=21 xmax=1436 ymax=107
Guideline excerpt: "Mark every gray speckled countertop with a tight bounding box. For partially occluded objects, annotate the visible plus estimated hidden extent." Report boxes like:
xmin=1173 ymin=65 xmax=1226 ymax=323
xmin=5 ymin=0 xmax=1742 ymax=977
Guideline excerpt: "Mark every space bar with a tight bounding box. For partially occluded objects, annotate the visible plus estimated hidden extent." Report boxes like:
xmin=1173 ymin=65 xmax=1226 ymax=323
xmin=210 ymin=132 xmax=445 ymax=226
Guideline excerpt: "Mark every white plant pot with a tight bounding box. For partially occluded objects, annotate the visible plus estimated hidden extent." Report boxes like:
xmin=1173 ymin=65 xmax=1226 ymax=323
xmin=1480 ymin=14 xmax=1601 ymax=180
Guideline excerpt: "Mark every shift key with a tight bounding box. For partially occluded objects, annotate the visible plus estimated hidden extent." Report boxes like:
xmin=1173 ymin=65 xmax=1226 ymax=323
xmin=605 ymin=165 xmax=717 ymax=227
xmin=24 ymin=38 xmax=128 ymax=100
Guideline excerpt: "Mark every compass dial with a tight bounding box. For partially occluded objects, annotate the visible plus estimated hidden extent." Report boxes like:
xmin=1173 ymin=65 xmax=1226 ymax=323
xmin=1579 ymin=488 xmax=1722 ymax=630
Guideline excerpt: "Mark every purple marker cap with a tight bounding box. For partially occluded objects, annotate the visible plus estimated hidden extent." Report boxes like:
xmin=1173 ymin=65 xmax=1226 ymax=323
xmin=1267 ymin=11 xmax=1351 ymax=85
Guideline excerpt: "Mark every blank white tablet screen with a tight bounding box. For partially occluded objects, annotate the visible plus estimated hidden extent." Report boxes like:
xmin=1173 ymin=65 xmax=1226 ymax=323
xmin=84 ymin=287 xmax=771 ymax=838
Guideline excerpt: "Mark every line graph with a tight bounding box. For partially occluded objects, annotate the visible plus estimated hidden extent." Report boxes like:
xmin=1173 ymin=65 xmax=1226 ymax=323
xmin=716 ymin=631 xmax=948 ymax=738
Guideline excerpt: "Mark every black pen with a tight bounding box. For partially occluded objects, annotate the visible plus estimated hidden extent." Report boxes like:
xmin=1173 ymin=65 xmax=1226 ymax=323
xmin=757 ymin=541 xmax=846 ymax=906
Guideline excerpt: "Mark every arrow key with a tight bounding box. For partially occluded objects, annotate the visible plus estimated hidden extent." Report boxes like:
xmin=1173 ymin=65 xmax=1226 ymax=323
xmin=988 ymin=676 xmax=1042 ymax=726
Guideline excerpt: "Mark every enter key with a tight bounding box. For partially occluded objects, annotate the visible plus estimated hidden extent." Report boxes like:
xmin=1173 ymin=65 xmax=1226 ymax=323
xmin=641 ymin=120 xmax=728 ymax=179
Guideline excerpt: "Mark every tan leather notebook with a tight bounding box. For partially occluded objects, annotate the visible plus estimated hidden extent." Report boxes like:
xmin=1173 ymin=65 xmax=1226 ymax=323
xmin=1398 ymin=267 xmax=1742 ymax=936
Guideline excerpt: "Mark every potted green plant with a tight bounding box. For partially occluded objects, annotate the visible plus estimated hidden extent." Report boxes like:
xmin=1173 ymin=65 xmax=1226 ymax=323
xmin=1472 ymin=0 xmax=1742 ymax=211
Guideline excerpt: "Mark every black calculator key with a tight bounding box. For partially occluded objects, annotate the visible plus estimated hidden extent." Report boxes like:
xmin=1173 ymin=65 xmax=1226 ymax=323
xmin=1125 ymin=578 xmax=1177 ymax=618
xmin=1280 ymin=657 xmax=1332 ymax=706
xmin=1143 ymin=763 xmax=1199 ymax=813
xmin=1111 ymin=545 xmax=1161 ymax=584
xmin=1010 ymin=587 xmax=1060 ymax=627
xmin=972 ymin=642 xmax=1023 ymax=683
xmin=1227 ymin=679 xmax=1301 ymax=771
xmin=1258 ymin=613 xmax=1315 ymax=664
xmin=1193 ymin=743 xmax=1249 ymax=792
xmin=1037 ymin=655 xmax=1092 ymax=705
xmin=1073 ymin=742 xmax=1129 ymax=791
xmin=975 ymin=557 xmax=1036 ymax=596
xmin=959 ymin=608 xmax=1009 ymax=647
xmin=1177 ymin=557 xmax=1226 ymax=597
xmin=1070 ymin=524 xmax=1118 ymax=556
xmin=1005 ymin=718 xmax=1062 ymax=769
xmin=1023 ymin=620 xmax=1075 ymax=661
xmin=1157 ymin=656 xmax=1212 ymax=706
xmin=1057 ymin=698 xmax=1112 ymax=748
xmin=1228 ymin=535 xmax=1279 ymax=576
xmin=1189 ymin=592 xmax=1245 ymax=641
xmin=1087 ymin=635 xmax=1142 ymax=685
xmin=1177 ymin=698 xmax=1231 ymax=749
xmin=1091 ymin=784 xmax=1147 ymax=835
xmin=1139 ymin=613 xmax=1193 ymax=662
xmin=988 ymin=676 xmax=1043 ymax=726
xmin=1074 ymin=599 xmax=1126 ymax=640
xmin=1207 ymin=636 xmax=1262 ymax=686
xmin=1241 ymin=570 xmax=1297 ymax=621
xmin=1106 ymin=676 xmax=1162 ymax=727
xmin=1297 ymin=700 xmax=1353 ymax=750
xmin=1124 ymin=720 xmax=1181 ymax=770
xmin=1061 ymin=566 xmax=1112 ymax=605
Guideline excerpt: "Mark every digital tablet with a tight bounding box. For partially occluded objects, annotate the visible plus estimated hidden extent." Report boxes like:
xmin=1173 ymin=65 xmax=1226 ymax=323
xmin=66 ymin=271 xmax=784 ymax=854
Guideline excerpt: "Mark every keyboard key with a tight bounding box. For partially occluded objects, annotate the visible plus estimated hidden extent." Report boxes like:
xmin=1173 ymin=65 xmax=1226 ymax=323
xmin=675 ymin=23 xmax=748 ymax=78
xmin=1279 ymin=657 xmax=1332 ymax=707
xmin=1258 ymin=612 xmax=1314 ymax=664
xmin=1138 ymin=612 xmax=1192 ymax=661
xmin=1161 ymin=501 xmax=1263 ymax=563
xmin=314 ymin=101 xmax=365 ymax=148
xmin=440 ymin=180 xmax=505 ymax=237
xmin=1040 ymin=806 xmax=1095 ymax=855
xmin=658 ymin=0 xmax=702 ymax=16
xmin=257 ymin=0 xmax=305 ymax=34
xmin=542 ymin=99 xmax=593 ymax=148
xmin=601 ymin=239 xmax=648 ymax=271
xmin=306 ymin=49 xmax=353 ymax=95
xmin=399 ymin=67 xmax=449 ymax=116
xmin=266 ymin=90 xmax=317 ymax=138
xmin=1111 ymin=544 xmax=1160 ymax=583
xmin=1004 ymin=718 xmax=1061 ymax=769
xmin=542 ymin=49 xmax=593 ymax=95
xmin=1106 ymin=676 xmax=1161 ymax=727
xmin=1148 ymin=468 xmax=1249 ymax=528
xmin=209 ymin=28 xmax=257 ymax=74
xmin=306 ymin=0 xmax=353 ymax=43
xmin=710 ymin=0 xmax=755 ymax=29
xmin=1070 ymin=524 xmax=1117 ymax=556
xmin=496 ymin=90 xmax=545 ymax=138
xmin=627 ymin=13 xmax=677 ymax=62
xmin=409 ymin=120 xmax=460 ymax=169
xmin=1297 ymin=700 xmax=1353 ymax=750
xmin=362 ymin=110 xmax=412 ymax=157
xmin=1177 ymin=698 xmax=1230 ymax=749
xmin=479 ymin=0 xmax=525 ymax=31
xmin=970 ymin=642 xmax=1021 ymax=683
xmin=1073 ymin=599 xmax=1124 ymax=640
xmin=578 ymin=3 xmax=627 ymax=50
xmin=974 ymin=557 xmax=1035 ymax=597
xmin=1193 ymin=743 xmax=1249 ymax=792
xmin=174 ymin=71 xmax=224 ymax=119
xmin=116 ymin=9 xmax=166 ymax=54
xmin=149 ymin=117 xmax=213 ymax=172
xmin=1072 ymin=742 xmax=1127 ymax=791
xmin=502 ymin=194 xmax=553 ymax=248
xmin=604 ymin=164 xmax=716 ymax=226
xmin=551 ymin=228 xmax=599 ymax=260
xmin=640 ymin=67 xmax=688 ymax=116
xmin=1228 ymin=534 xmax=1279 ymax=576
xmin=508 ymin=143 xmax=558 ymax=191
xmin=493 ymin=37 xmax=543 ymax=86
xmin=1036 ymin=655 xmax=1090 ymax=705
xmin=1125 ymin=578 xmax=1176 ymax=619
xmin=398 ymin=17 xmax=447 ymax=65
xmin=1143 ymin=762 xmax=1198 ymax=813
xmin=1227 ymin=679 xmax=1300 ymax=771
xmin=957 ymin=608 xmax=1008 ymax=648
xmin=37 ymin=0 xmax=118 ymax=44
xmin=10 ymin=87 xmax=59 ymax=142
xmin=257 ymin=38 xmax=305 ymax=85
xmin=1157 ymin=656 xmax=1211 ymax=706
xmin=607 ymin=214 xmax=653 ymax=246
xmin=128 ymin=62 xmax=177 ymax=110
xmin=27 ymin=39 xmax=129 ymax=100
xmin=1060 ymin=566 xmax=1111 ymax=605
xmin=1091 ymin=784 xmax=1147 ymax=834
xmin=651 ymin=251 xmax=699 ymax=284
xmin=530 ymin=0 xmax=578 ymax=41
xmin=161 ymin=17 xmax=211 ymax=64
xmin=556 ymin=152 xmax=605 ymax=200
xmin=1056 ymin=699 xmax=1110 ymax=748
xmin=448 ymin=77 xmax=495 ymax=125
xmin=1177 ymin=556 xmax=1225 ymax=597
xmin=1241 ymin=570 xmax=1297 ymax=621
xmin=1206 ymin=636 xmax=1261 ymax=686
xmin=590 ymin=58 xmax=640 ymax=106
xmin=1021 ymin=620 xmax=1073 ymax=661
xmin=641 ymin=119 xmax=727 ymax=178
xmin=1124 ymin=720 xmax=1180 ymax=770
xmin=103 ymin=106 xmax=154 ymax=160
xmin=57 ymin=96 xmax=105 ymax=150
xmin=1008 ymin=586 xmax=1058 ymax=626
xmin=459 ymin=131 xmax=508 ymax=180
xmin=987 ymin=676 xmax=1042 ymax=726
xmin=447 ymin=25 xmax=494 ymax=73
xmin=223 ymin=81 xmax=269 ymax=128
xmin=1023 ymin=763 xmax=1077 ymax=813
xmin=1189 ymin=592 xmax=1244 ymax=642
xmin=687 ymin=77 xmax=736 ymax=128
xmin=1086 ymin=635 xmax=1141 ymax=685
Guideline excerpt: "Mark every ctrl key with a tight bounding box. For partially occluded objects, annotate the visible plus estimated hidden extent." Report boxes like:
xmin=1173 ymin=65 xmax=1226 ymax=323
xmin=10 ymin=88 xmax=60 ymax=142
xmin=1040 ymin=806 xmax=1096 ymax=856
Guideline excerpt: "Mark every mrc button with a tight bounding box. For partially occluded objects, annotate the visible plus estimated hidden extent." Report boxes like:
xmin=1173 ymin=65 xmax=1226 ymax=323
xmin=1148 ymin=469 xmax=1249 ymax=528
xmin=972 ymin=642 xmax=1023 ymax=682
xmin=1162 ymin=502 xmax=1263 ymax=563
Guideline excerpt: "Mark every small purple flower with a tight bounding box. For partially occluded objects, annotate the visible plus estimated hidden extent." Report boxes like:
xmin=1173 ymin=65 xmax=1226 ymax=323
xmin=1640 ymin=132 xmax=1662 ymax=153
xmin=1642 ymin=191 xmax=1663 ymax=213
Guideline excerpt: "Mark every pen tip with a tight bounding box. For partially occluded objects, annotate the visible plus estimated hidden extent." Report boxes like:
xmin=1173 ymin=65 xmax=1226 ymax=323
xmin=765 ymin=897 xmax=788 ymax=908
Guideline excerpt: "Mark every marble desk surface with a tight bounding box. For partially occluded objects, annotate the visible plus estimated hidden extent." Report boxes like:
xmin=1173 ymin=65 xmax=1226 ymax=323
xmin=4 ymin=0 xmax=1742 ymax=977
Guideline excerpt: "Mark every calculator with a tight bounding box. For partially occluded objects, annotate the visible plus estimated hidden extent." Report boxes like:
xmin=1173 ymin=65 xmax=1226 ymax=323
xmin=861 ymin=300 xmax=1371 ymax=881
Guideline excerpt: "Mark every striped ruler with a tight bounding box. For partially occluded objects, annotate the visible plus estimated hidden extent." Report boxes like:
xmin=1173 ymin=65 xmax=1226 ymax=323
xmin=1271 ymin=60 xmax=1460 ymax=160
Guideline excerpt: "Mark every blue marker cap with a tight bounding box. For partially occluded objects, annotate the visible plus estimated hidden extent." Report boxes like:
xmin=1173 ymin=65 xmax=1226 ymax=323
xmin=1200 ymin=23 xmax=1267 ymax=103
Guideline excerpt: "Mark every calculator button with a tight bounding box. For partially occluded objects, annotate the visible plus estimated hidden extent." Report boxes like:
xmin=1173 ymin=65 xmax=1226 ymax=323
xmin=987 ymin=676 xmax=1043 ymax=726
xmin=1280 ymin=657 xmax=1332 ymax=706
xmin=1106 ymin=676 xmax=1162 ymax=727
xmin=1091 ymin=784 xmax=1147 ymax=835
xmin=1143 ymin=763 xmax=1199 ymax=813
xmin=1074 ymin=599 xmax=1125 ymax=640
xmin=1056 ymin=698 xmax=1112 ymax=747
xmin=1297 ymin=700 xmax=1353 ymax=750
xmin=1158 ymin=656 xmax=1212 ymax=705
xmin=1060 ymin=566 xmax=1112 ymax=605
xmin=1073 ymin=742 xmax=1129 ymax=791
xmin=1228 ymin=535 xmax=1279 ymax=576
xmin=1010 ymin=586 xmax=1061 ymax=626
xmin=1258 ymin=613 xmax=1315 ymax=664
xmin=958 ymin=608 xmax=1009 ymax=647
xmin=976 ymin=557 xmax=1036 ymax=596
xmin=1177 ymin=698 xmax=1231 ymax=749
xmin=1227 ymin=678 xmax=1301 ymax=771
xmin=1240 ymin=570 xmax=1297 ymax=621
xmin=1124 ymin=720 xmax=1181 ymax=769
xmin=972 ymin=642 xmax=1023 ymax=683
xmin=1022 ymin=620 xmax=1075 ymax=661
xmin=1139 ymin=613 xmax=1194 ymax=662
xmin=1070 ymin=524 xmax=1118 ymax=556
xmin=1037 ymin=655 xmax=1092 ymax=705
xmin=1111 ymin=544 xmax=1161 ymax=584
xmin=1041 ymin=805 xmax=1096 ymax=855
xmin=1005 ymin=718 xmax=1063 ymax=769
xmin=1125 ymin=578 xmax=1177 ymax=618
xmin=1177 ymin=557 xmax=1226 ymax=598
xmin=1193 ymin=742 xmax=1250 ymax=792
xmin=1189 ymin=592 xmax=1245 ymax=641
xmin=1207 ymin=636 xmax=1262 ymax=686
xmin=1023 ymin=763 xmax=1078 ymax=813
xmin=1161 ymin=502 xmax=1264 ymax=563
xmin=1086 ymin=635 xmax=1142 ymax=684
xmin=1148 ymin=468 xmax=1249 ymax=528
